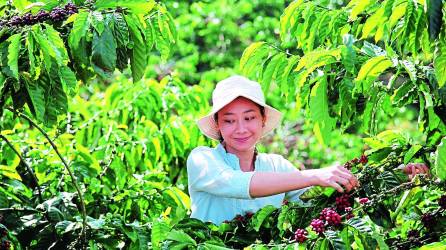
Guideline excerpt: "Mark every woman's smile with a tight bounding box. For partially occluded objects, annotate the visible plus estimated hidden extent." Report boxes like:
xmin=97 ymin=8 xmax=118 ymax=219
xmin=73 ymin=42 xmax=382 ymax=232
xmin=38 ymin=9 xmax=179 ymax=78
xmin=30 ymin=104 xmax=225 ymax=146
xmin=234 ymin=136 xmax=251 ymax=143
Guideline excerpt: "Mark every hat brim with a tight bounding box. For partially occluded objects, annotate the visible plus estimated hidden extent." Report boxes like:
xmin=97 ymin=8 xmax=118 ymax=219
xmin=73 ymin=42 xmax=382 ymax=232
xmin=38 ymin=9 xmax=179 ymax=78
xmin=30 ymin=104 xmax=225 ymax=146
xmin=197 ymin=94 xmax=282 ymax=140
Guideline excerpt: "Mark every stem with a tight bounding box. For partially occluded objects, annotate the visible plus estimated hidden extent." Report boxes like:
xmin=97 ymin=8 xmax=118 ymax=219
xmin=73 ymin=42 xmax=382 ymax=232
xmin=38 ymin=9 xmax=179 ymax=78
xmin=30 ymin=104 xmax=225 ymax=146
xmin=0 ymin=207 xmax=38 ymax=213
xmin=267 ymin=43 xmax=297 ymax=57
xmin=0 ymin=134 xmax=43 ymax=203
xmin=6 ymin=108 xmax=87 ymax=248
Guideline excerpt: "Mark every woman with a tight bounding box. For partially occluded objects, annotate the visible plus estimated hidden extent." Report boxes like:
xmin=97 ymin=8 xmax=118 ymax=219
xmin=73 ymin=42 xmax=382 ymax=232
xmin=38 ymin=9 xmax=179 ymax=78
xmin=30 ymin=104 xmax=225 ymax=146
xmin=187 ymin=75 xmax=428 ymax=225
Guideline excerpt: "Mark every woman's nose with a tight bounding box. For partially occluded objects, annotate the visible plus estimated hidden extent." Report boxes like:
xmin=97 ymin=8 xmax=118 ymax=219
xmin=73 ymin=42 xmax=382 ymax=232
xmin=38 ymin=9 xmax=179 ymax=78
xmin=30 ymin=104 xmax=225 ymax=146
xmin=235 ymin=120 xmax=248 ymax=133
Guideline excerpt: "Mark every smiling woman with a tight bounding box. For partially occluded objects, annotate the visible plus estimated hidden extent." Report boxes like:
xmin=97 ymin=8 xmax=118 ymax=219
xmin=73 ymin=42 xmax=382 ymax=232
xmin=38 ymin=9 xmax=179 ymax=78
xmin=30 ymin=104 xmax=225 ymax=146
xmin=187 ymin=76 xmax=430 ymax=225
xmin=186 ymin=75 xmax=362 ymax=225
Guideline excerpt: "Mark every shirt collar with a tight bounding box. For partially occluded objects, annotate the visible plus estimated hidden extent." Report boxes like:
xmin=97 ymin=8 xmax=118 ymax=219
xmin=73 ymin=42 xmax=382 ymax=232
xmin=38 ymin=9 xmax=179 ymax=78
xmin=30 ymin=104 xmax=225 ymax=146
xmin=216 ymin=143 xmax=259 ymax=171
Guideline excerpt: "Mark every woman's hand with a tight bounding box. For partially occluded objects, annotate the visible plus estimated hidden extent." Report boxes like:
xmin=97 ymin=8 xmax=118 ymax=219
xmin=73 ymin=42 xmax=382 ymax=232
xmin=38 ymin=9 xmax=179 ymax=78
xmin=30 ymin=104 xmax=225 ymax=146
xmin=308 ymin=165 xmax=359 ymax=193
xmin=401 ymin=163 xmax=430 ymax=180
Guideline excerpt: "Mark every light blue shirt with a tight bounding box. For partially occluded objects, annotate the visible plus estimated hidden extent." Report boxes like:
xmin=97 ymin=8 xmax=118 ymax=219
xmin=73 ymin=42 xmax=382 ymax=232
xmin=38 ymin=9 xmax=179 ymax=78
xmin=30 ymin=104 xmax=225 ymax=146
xmin=187 ymin=144 xmax=308 ymax=225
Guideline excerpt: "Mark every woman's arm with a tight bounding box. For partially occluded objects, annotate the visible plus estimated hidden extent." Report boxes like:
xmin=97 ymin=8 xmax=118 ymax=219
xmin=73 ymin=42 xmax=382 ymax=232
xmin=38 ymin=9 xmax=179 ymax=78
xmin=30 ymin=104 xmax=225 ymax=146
xmin=249 ymin=165 xmax=359 ymax=198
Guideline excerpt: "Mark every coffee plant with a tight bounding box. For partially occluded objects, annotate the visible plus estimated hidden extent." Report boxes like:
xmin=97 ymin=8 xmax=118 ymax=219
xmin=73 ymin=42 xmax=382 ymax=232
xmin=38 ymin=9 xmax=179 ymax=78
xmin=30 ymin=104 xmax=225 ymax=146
xmin=1 ymin=0 xmax=446 ymax=249
xmin=0 ymin=0 xmax=177 ymax=126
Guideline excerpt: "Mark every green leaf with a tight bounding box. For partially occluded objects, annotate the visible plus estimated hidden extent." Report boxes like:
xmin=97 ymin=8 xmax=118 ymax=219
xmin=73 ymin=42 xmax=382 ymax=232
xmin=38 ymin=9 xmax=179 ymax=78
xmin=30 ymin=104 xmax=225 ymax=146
xmin=419 ymin=241 xmax=446 ymax=250
xmin=391 ymin=188 xmax=419 ymax=221
xmin=12 ymin=0 xmax=31 ymax=11
xmin=324 ymin=230 xmax=345 ymax=250
xmin=341 ymin=34 xmax=356 ymax=74
xmin=199 ymin=242 xmax=233 ymax=250
xmin=95 ymin=0 xmax=156 ymax=15
xmin=400 ymin=60 xmax=417 ymax=82
xmin=361 ymin=42 xmax=386 ymax=57
xmin=251 ymin=205 xmax=276 ymax=232
xmin=240 ymin=42 xmax=265 ymax=71
xmin=278 ymin=55 xmax=299 ymax=98
xmin=389 ymin=1 xmax=407 ymax=29
xmin=44 ymin=24 xmax=69 ymax=64
xmin=26 ymin=32 xmax=39 ymax=79
xmin=295 ymin=48 xmax=340 ymax=85
xmin=125 ymin=14 xmax=147 ymax=82
xmin=0 ymin=73 xmax=5 ymax=93
xmin=68 ymin=10 xmax=90 ymax=51
xmin=41 ymin=70 xmax=68 ymax=126
xmin=23 ymin=76 xmax=45 ymax=122
xmin=157 ymin=7 xmax=177 ymax=44
xmin=391 ymin=81 xmax=416 ymax=106
xmin=166 ymin=230 xmax=197 ymax=245
xmin=261 ymin=53 xmax=286 ymax=95
xmin=91 ymin=11 xmax=105 ymax=35
xmin=361 ymin=7 xmax=384 ymax=39
xmin=242 ymin=44 xmax=271 ymax=79
xmin=151 ymin=221 xmax=170 ymax=249
xmin=428 ymin=0 xmax=443 ymax=40
xmin=58 ymin=66 xmax=77 ymax=96
xmin=316 ymin=10 xmax=331 ymax=45
xmin=144 ymin=18 xmax=155 ymax=51
xmin=113 ymin=12 xmax=129 ymax=47
xmin=404 ymin=144 xmax=422 ymax=164
xmin=153 ymin=18 xmax=170 ymax=60
xmin=33 ymin=30 xmax=56 ymax=71
xmin=91 ymin=25 xmax=117 ymax=78
xmin=402 ymin=0 xmax=416 ymax=39
xmin=349 ymin=0 xmax=373 ymax=21
xmin=277 ymin=205 xmax=290 ymax=236
xmin=356 ymin=56 xmax=393 ymax=82
xmin=310 ymin=77 xmax=335 ymax=146
xmin=280 ymin=0 xmax=304 ymax=40
xmin=434 ymin=41 xmax=446 ymax=88
xmin=346 ymin=218 xmax=372 ymax=234
xmin=339 ymin=78 xmax=355 ymax=126
xmin=434 ymin=137 xmax=446 ymax=181
xmin=7 ymin=33 xmax=21 ymax=81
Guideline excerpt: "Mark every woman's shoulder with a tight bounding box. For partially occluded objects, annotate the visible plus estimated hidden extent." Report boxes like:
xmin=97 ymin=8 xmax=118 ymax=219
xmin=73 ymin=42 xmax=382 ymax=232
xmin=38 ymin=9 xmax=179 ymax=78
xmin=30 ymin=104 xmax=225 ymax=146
xmin=257 ymin=152 xmax=287 ymax=166
xmin=258 ymin=152 xmax=286 ymax=162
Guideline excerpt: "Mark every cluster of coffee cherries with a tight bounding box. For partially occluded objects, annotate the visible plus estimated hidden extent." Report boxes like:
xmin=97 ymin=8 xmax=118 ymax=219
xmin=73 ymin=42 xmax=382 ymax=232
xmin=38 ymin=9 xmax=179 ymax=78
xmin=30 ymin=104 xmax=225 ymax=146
xmin=0 ymin=240 xmax=10 ymax=250
xmin=293 ymin=228 xmax=308 ymax=243
xmin=224 ymin=211 xmax=254 ymax=224
xmin=336 ymin=193 xmax=355 ymax=219
xmin=421 ymin=213 xmax=435 ymax=229
xmin=439 ymin=194 xmax=446 ymax=210
xmin=420 ymin=194 xmax=446 ymax=229
xmin=0 ymin=228 xmax=10 ymax=250
xmin=343 ymin=154 xmax=368 ymax=170
xmin=0 ymin=3 xmax=78 ymax=28
xmin=307 ymin=208 xmax=343 ymax=236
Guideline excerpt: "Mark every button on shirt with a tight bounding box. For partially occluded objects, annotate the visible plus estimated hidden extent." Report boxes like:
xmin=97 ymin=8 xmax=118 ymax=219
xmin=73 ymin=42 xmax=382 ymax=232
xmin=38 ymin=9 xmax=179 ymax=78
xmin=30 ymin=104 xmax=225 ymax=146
xmin=187 ymin=144 xmax=308 ymax=225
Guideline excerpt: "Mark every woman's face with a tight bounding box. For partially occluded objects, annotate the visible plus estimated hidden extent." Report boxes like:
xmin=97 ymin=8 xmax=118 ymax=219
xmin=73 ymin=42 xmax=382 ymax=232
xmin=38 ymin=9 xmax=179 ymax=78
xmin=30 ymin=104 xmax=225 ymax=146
xmin=216 ymin=97 xmax=264 ymax=155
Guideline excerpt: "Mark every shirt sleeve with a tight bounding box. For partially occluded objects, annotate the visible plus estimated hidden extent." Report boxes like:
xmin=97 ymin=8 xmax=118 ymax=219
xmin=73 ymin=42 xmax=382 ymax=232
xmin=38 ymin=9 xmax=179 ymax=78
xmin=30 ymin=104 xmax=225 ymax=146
xmin=274 ymin=155 xmax=310 ymax=203
xmin=187 ymin=147 xmax=255 ymax=199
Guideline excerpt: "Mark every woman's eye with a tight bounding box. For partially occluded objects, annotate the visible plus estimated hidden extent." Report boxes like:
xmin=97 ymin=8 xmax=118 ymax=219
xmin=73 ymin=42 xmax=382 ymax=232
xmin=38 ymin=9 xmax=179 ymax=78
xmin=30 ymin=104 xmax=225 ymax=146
xmin=224 ymin=120 xmax=235 ymax=124
xmin=246 ymin=116 xmax=256 ymax=121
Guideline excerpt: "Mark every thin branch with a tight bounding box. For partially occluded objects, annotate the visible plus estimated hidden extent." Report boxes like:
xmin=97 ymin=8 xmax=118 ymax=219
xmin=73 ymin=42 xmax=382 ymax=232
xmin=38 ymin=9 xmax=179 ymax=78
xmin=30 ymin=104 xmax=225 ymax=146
xmin=6 ymin=108 xmax=87 ymax=248
xmin=0 ymin=207 xmax=39 ymax=213
xmin=0 ymin=134 xmax=43 ymax=203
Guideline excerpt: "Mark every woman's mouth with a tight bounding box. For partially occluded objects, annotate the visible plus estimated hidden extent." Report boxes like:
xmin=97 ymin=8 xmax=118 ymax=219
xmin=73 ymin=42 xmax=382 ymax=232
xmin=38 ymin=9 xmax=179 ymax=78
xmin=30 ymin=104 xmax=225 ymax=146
xmin=234 ymin=137 xmax=250 ymax=143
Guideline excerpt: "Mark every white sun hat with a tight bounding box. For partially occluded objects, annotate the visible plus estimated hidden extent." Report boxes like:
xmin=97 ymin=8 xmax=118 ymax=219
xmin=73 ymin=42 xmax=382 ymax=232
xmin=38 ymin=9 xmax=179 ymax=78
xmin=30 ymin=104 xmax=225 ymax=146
xmin=197 ymin=75 xmax=282 ymax=140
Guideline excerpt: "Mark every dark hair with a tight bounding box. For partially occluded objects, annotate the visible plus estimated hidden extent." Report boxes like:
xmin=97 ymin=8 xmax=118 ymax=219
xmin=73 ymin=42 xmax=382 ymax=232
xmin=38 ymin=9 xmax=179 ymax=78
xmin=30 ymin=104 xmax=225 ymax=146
xmin=214 ymin=103 xmax=265 ymax=123
xmin=214 ymin=102 xmax=265 ymax=142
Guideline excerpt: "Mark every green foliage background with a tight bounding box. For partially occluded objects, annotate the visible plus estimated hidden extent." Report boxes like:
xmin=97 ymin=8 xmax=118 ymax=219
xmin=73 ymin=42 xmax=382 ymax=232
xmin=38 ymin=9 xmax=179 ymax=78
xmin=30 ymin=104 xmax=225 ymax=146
xmin=0 ymin=0 xmax=445 ymax=249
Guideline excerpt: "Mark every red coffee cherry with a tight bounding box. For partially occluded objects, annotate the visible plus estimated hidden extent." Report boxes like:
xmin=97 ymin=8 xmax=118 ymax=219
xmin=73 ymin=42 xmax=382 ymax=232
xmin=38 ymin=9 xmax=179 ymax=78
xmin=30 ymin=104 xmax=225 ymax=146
xmin=310 ymin=219 xmax=325 ymax=234
xmin=294 ymin=228 xmax=308 ymax=243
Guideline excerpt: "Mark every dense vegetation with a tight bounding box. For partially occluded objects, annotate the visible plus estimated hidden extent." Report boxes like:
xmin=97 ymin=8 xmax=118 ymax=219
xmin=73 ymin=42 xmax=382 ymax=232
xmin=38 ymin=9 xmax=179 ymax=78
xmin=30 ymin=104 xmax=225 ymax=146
xmin=0 ymin=0 xmax=445 ymax=249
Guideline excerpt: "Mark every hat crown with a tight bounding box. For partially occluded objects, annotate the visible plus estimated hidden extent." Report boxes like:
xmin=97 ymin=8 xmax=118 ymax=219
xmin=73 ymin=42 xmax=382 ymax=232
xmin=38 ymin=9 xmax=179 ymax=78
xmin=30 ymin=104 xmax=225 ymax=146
xmin=212 ymin=75 xmax=265 ymax=105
